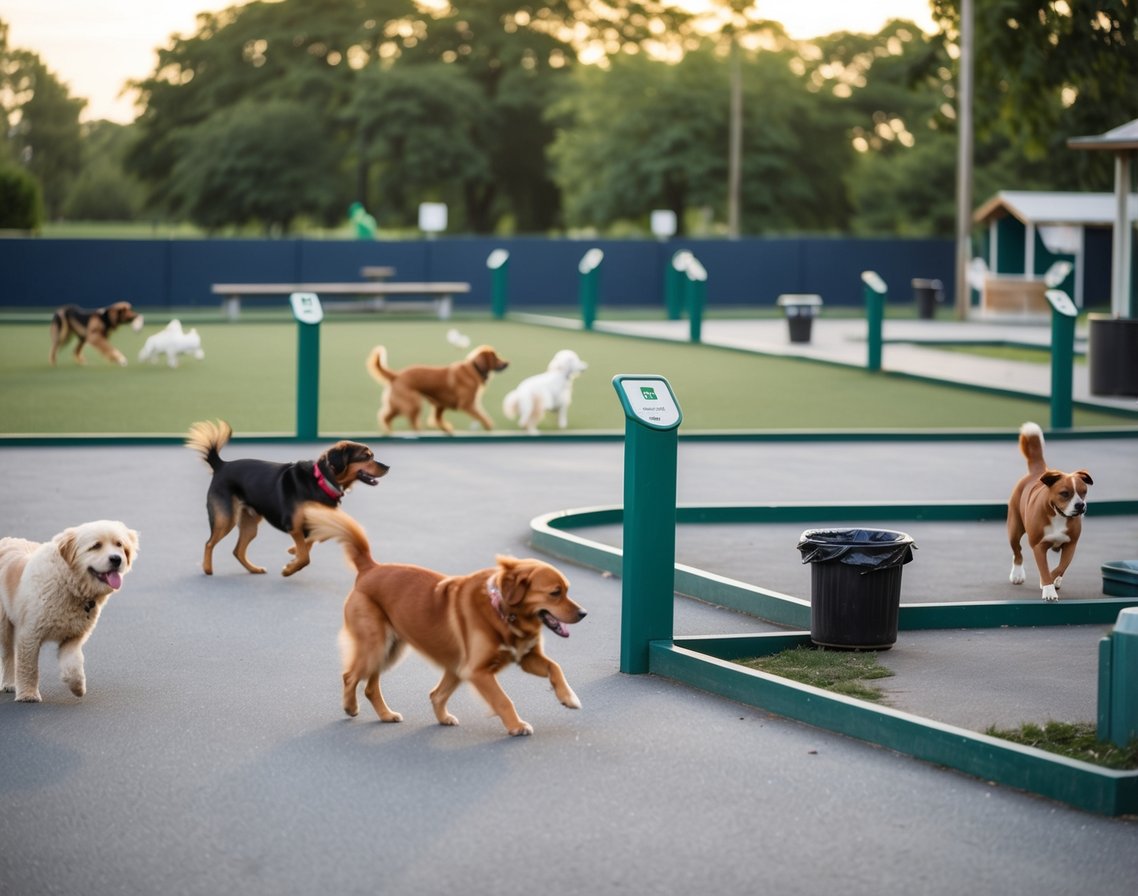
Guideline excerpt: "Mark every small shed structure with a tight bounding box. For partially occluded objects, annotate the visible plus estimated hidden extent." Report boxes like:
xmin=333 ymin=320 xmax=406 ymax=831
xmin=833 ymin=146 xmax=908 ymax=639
xmin=972 ymin=190 xmax=1137 ymax=314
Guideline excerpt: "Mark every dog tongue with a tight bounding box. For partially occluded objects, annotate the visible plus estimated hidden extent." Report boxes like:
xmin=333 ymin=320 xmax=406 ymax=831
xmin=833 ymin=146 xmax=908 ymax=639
xmin=100 ymin=570 xmax=123 ymax=590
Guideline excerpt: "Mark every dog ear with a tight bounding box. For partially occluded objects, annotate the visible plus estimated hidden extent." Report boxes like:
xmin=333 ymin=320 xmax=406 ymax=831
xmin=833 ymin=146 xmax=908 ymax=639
xmin=323 ymin=442 xmax=350 ymax=475
xmin=1076 ymin=470 xmax=1093 ymax=486
xmin=1039 ymin=471 xmax=1064 ymax=487
xmin=55 ymin=528 xmax=79 ymax=566
xmin=123 ymin=528 xmax=140 ymax=562
xmin=496 ymin=555 xmax=529 ymax=606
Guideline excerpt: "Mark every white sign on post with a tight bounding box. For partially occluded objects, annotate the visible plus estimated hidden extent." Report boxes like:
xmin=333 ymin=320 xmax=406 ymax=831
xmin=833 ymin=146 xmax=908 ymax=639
xmin=618 ymin=377 xmax=681 ymax=429
xmin=289 ymin=292 xmax=323 ymax=324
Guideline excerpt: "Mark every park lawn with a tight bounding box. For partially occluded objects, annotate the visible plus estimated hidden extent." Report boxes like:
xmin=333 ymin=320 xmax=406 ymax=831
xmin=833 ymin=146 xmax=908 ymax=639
xmin=0 ymin=316 xmax=1131 ymax=436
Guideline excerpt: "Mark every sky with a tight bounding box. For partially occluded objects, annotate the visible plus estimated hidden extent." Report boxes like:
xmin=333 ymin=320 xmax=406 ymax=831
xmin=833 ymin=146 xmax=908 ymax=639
xmin=3 ymin=1 xmax=936 ymax=124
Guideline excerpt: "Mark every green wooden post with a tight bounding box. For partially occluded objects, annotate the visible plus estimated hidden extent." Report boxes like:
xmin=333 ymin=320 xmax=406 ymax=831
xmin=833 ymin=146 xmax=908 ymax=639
xmin=290 ymin=292 xmax=323 ymax=440
xmin=685 ymin=256 xmax=706 ymax=343
xmin=666 ymin=250 xmax=691 ymax=320
xmin=1098 ymin=608 xmax=1138 ymax=748
xmin=1045 ymin=289 xmax=1078 ymax=430
xmin=862 ymin=271 xmax=887 ymax=372
xmin=578 ymin=248 xmax=603 ymax=331
xmin=487 ymin=249 xmax=510 ymax=320
xmin=612 ymin=375 xmax=683 ymax=674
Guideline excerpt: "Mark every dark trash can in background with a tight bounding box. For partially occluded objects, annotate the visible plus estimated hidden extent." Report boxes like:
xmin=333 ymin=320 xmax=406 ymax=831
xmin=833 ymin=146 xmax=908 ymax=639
xmin=797 ymin=528 xmax=917 ymax=650
xmin=1088 ymin=315 xmax=1138 ymax=397
xmin=911 ymin=279 xmax=943 ymax=320
xmin=777 ymin=294 xmax=823 ymax=343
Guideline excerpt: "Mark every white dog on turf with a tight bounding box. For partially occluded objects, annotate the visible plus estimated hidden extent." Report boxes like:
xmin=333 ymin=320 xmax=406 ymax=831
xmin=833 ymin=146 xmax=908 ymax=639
xmin=139 ymin=319 xmax=205 ymax=368
xmin=502 ymin=349 xmax=588 ymax=435
xmin=0 ymin=520 xmax=139 ymax=703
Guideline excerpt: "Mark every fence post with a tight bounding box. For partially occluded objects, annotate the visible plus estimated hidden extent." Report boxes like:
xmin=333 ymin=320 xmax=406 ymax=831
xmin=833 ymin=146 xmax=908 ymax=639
xmin=1098 ymin=607 xmax=1138 ymax=748
xmin=612 ymin=375 xmax=683 ymax=674
xmin=862 ymin=271 xmax=887 ymax=372
xmin=487 ymin=249 xmax=510 ymax=320
xmin=290 ymin=292 xmax=323 ymax=440
xmin=1045 ymin=288 xmax=1077 ymax=429
xmin=578 ymin=248 xmax=604 ymax=331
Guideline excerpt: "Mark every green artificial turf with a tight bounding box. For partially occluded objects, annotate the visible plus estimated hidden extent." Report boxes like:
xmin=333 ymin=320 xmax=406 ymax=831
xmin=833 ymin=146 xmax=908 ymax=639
xmin=1 ymin=315 xmax=1132 ymax=436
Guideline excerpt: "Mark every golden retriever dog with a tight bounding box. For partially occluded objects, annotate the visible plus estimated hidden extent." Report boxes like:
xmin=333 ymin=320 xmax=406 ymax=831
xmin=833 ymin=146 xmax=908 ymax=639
xmin=366 ymin=343 xmax=509 ymax=434
xmin=306 ymin=505 xmax=586 ymax=736
xmin=1 ymin=520 xmax=139 ymax=703
xmin=49 ymin=301 xmax=144 ymax=366
xmin=186 ymin=420 xmax=390 ymax=576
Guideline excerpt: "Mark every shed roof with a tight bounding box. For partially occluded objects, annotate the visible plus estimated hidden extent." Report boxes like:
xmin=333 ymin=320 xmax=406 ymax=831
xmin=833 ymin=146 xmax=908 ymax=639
xmin=973 ymin=190 xmax=1138 ymax=227
xmin=1067 ymin=117 xmax=1138 ymax=152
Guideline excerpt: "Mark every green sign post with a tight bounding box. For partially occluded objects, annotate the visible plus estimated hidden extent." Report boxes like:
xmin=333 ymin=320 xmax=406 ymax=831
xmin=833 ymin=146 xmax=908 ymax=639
xmin=487 ymin=249 xmax=510 ymax=320
xmin=612 ymin=374 xmax=683 ymax=674
xmin=578 ymin=248 xmax=604 ymax=331
xmin=861 ymin=270 xmax=887 ymax=372
xmin=290 ymin=292 xmax=323 ymax=440
xmin=1045 ymin=288 xmax=1078 ymax=430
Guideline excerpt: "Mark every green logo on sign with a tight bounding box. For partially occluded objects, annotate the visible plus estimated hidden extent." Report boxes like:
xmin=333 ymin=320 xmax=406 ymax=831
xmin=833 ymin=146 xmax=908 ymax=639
xmin=640 ymin=386 xmax=658 ymax=401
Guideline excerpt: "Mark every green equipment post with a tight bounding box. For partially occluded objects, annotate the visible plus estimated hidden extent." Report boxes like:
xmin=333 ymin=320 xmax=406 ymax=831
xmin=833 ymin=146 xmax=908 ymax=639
xmin=1045 ymin=288 xmax=1078 ymax=430
xmin=862 ymin=271 xmax=887 ymax=372
xmin=612 ymin=374 xmax=683 ymax=674
xmin=487 ymin=249 xmax=510 ymax=320
xmin=290 ymin=292 xmax=323 ymax=440
xmin=578 ymin=248 xmax=603 ymax=331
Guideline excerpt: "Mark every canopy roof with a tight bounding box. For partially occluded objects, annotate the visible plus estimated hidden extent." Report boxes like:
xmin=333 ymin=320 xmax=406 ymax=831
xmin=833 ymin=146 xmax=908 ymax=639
xmin=1067 ymin=118 xmax=1138 ymax=152
xmin=974 ymin=190 xmax=1138 ymax=227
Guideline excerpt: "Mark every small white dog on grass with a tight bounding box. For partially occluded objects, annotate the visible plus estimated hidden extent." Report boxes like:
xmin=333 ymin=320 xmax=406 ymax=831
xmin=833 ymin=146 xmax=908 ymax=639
xmin=139 ymin=319 xmax=205 ymax=368
xmin=502 ymin=349 xmax=588 ymax=435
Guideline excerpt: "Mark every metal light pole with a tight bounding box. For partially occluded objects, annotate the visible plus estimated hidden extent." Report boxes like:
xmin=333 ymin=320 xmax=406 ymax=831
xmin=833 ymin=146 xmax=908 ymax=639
xmin=953 ymin=0 xmax=974 ymax=319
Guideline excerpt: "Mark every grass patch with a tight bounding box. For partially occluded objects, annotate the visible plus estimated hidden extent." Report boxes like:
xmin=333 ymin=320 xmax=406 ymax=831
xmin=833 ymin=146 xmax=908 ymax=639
xmin=985 ymin=721 xmax=1138 ymax=770
xmin=1 ymin=315 xmax=1132 ymax=435
xmin=930 ymin=343 xmax=1087 ymax=365
xmin=741 ymin=645 xmax=894 ymax=702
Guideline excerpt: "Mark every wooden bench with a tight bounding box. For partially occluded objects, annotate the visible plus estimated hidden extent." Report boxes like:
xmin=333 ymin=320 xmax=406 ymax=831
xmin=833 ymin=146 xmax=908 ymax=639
xmin=360 ymin=266 xmax=396 ymax=280
xmin=211 ymin=281 xmax=469 ymax=320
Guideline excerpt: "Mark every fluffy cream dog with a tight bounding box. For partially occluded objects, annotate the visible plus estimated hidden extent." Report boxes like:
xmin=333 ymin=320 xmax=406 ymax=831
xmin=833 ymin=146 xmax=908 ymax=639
xmin=502 ymin=349 xmax=588 ymax=435
xmin=138 ymin=319 xmax=205 ymax=368
xmin=1 ymin=520 xmax=139 ymax=703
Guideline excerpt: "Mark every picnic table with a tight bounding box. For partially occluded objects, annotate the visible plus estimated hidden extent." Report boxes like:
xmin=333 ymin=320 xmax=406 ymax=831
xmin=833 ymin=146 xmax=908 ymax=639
xmin=211 ymin=281 xmax=469 ymax=320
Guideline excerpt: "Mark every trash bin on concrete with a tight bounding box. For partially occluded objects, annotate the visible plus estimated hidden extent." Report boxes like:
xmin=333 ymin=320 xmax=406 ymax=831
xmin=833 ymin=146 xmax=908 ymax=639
xmin=1088 ymin=315 xmax=1138 ymax=397
xmin=777 ymin=294 xmax=823 ymax=344
xmin=911 ymin=278 xmax=943 ymax=320
xmin=1102 ymin=560 xmax=1138 ymax=597
xmin=797 ymin=528 xmax=916 ymax=650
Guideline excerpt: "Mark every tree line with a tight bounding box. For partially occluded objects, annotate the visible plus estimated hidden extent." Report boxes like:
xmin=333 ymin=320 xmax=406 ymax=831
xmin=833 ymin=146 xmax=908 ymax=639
xmin=1 ymin=1 xmax=1134 ymax=236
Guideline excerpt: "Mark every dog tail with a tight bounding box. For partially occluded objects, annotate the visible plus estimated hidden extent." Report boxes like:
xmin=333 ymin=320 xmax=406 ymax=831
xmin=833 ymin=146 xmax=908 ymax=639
xmin=502 ymin=388 xmax=519 ymax=421
xmin=1018 ymin=421 xmax=1046 ymax=474
xmin=304 ymin=504 xmax=375 ymax=573
xmin=366 ymin=346 xmax=396 ymax=385
xmin=185 ymin=419 xmax=232 ymax=472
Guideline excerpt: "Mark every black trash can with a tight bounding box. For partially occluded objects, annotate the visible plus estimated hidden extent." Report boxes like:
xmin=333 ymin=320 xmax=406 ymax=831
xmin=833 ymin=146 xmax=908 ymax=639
xmin=797 ymin=528 xmax=917 ymax=650
xmin=777 ymin=294 xmax=823 ymax=344
xmin=1088 ymin=315 xmax=1138 ymax=397
xmin=911 ymin=278 xmax=943 ymax=320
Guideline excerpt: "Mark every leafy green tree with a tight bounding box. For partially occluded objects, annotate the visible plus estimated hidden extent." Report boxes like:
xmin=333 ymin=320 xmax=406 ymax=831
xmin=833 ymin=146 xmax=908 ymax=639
xmin=165 ymin=98 xmax=342 ymax=233
xmin=0 ymin=20 xmax=84 ymax=218
xmin=930 ymin=0 xmax=1138 ymax=190
xmin=64 ymin=121 xmax=145 ymax=221
xmin=0 ymin=162 xmax=42 ymax=229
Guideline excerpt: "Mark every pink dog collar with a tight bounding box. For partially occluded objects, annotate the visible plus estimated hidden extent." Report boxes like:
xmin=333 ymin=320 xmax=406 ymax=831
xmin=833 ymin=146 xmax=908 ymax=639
xmin=313 ymin=463 xmax=342 ymax=501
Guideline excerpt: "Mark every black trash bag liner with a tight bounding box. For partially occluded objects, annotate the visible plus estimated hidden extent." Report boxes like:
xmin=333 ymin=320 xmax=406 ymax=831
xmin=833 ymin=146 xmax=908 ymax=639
xmin=797 ymin=528 xmax=916 ymax=570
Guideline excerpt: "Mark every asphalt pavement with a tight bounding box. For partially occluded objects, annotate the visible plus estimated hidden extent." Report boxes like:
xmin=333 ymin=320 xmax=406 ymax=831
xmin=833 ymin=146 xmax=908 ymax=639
xmin=2 ymin=315 xmax=1137 ymax=896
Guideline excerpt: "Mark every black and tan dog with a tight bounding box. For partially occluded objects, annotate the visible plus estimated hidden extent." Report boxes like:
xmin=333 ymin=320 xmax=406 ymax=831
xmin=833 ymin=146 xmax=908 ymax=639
xmin=186 ymin=420 xmax=389 ymax=576
xmin=49 ymin=302 xmax=143 ymax=366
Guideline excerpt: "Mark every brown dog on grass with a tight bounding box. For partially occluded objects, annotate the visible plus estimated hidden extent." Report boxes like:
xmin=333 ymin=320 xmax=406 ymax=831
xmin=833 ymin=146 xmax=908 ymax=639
xmin=366 ymin=344 xmax=509 ymax=434
xmin=186 ymin=420 xmax=389 ymax=576
xmin=306 ymin=505 xmax=586 ymax=736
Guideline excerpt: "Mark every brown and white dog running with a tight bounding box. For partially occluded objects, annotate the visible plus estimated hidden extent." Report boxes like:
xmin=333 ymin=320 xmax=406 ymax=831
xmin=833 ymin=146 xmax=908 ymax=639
xmin=1007 ymin=422 xmax=1092 ymax=601
xmin=49 ymin=302 xmax=144 ymax=366
xmin=366 ymin=344 xmax=509 ymax=434
xmin=305 ymin=505 xmax=586 ymax=736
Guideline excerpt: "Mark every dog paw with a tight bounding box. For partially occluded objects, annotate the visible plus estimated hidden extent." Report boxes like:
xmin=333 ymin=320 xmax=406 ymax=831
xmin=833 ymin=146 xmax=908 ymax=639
xmin=1041 ymin=584 xmax=1060 ymax=601
xmin=65 ymin=678 xmax=86 ymax=698
xmin=1 ymin=683 xmax=13 ymax=693
xmin=1053 ymin=575 xmax=1063 ymax=590
xmin=560 ymin=689 xmax=581 ymax=710
xmin=437 ymin=713 xmax=458 ymax=726
xmin=15 ymin=692 xmax=42 ymax=703
xmin=509 ymin=722 xmax=534 ymax=737
xmin=1009 ymin=564 xmax=1026 ymax=585
xmin=381 ymin=711 xmax=404 ymax=724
